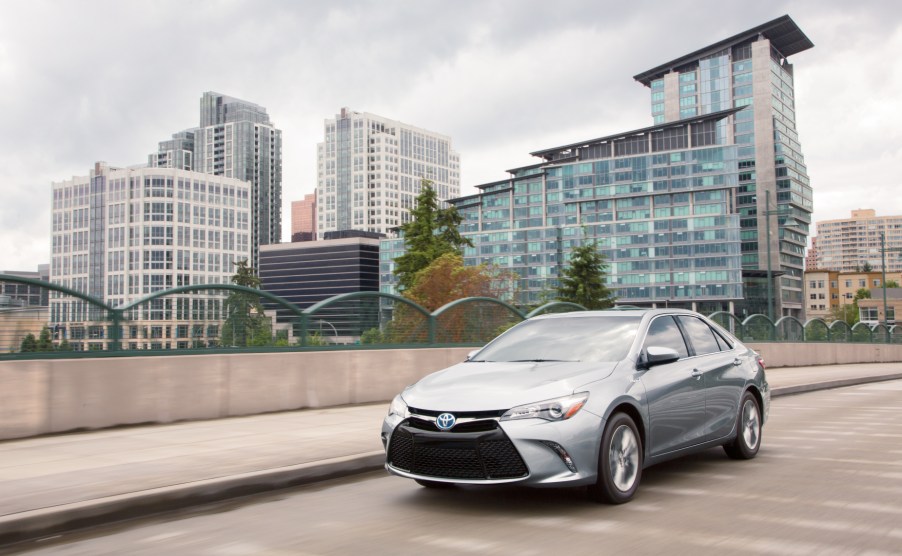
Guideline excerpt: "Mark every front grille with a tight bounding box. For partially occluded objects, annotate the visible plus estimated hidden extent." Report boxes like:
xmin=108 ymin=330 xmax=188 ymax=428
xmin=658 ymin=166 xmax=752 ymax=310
xmin=408 ymin=407 xmax=506 ymax=420
xmin=387 ymin=423 xmax=528 ymax=480
xmin=407 ymin=417 xmax=498 ymax=433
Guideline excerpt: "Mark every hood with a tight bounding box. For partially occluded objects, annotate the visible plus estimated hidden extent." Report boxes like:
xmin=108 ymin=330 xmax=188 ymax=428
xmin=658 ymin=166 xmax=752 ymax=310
xmin=402 ymin=360 xmax=618 ymax=412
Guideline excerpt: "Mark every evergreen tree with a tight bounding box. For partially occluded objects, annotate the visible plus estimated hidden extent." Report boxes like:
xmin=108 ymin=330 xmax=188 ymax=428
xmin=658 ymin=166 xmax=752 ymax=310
xmin=20 ymin=333 xmax=37 ymax=352
xmin=393 ymin=179 xmax=471 ymax=292
xmin=557 ymin=241 xmax=615 ymax=310
xmin=221 ymin=260 xmax=270 ymax=347
xmin=37 ymin=327 xmax=54 ymax=351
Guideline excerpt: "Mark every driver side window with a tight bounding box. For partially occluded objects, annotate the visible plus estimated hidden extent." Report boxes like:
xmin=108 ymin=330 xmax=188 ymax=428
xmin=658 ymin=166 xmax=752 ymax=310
xmin=643 ymin=316 xmax=689 ymax=359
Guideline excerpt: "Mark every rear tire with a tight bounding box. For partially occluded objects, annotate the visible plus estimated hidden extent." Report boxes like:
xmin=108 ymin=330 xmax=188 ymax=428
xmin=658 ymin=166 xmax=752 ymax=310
xmin=588 ymin=412 xmax=642 ymax=504
xmin=415 ymin=479 xmax=455 ymax=489
xmin=723 ymin=391 xmax=761 ymax=460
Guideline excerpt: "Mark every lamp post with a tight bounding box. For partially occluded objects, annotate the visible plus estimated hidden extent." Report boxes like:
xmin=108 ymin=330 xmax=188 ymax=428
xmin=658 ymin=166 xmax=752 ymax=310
xmin=881 ymin=231 xmax=888 ymax=328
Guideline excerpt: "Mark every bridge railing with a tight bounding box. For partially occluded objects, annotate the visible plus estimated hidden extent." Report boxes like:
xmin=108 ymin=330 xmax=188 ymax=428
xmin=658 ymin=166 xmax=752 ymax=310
xmin=2 ymin=274 xmax=899 ymax=359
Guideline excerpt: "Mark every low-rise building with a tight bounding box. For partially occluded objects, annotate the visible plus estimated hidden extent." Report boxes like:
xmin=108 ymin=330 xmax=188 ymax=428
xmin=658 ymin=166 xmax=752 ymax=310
xmin=259 ymin=233 xmax=381 ymax=339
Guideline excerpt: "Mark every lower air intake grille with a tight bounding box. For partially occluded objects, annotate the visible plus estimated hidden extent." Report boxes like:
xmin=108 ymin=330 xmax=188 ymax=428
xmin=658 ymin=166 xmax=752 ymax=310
xmin=387 ymin=424 xmax=528 ymax=480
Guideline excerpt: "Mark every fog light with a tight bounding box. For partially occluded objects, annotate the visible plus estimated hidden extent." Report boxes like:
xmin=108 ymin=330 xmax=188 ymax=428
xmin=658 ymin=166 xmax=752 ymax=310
xmin=540 ymin=440 xmax=578 ymax=473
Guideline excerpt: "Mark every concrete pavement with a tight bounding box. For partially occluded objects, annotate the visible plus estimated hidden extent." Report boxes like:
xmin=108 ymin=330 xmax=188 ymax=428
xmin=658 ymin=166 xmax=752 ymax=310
xmin=2 ymin=362 xmax=902 ymax=547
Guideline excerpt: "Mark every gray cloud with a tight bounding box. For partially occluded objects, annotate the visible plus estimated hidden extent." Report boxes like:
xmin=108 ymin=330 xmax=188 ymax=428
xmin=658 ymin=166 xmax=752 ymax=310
xmin=1 ymin=0 xmax=901 ymax=271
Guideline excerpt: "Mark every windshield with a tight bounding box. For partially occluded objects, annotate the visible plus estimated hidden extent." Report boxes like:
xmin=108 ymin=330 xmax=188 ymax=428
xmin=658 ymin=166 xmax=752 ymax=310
xmin=471 ymin=315 xmax=641 ymax=363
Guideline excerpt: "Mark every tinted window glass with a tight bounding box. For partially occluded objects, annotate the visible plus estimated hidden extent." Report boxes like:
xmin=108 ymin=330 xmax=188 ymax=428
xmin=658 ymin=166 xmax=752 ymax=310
xmin=473 ymin=316 xmax=641 ymax=363
xmin=643 ymin=316 xmax=689 ymax=358
xmin=711 ymin=327 xmax=733 ymax=350
xmin=677 ymin=316 xmax=722 ymax=355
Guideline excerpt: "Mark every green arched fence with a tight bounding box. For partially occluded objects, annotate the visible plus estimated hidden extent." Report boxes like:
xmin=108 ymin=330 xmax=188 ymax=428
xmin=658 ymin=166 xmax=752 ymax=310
xmin=2 ymin=273 xmax=900 ymax=359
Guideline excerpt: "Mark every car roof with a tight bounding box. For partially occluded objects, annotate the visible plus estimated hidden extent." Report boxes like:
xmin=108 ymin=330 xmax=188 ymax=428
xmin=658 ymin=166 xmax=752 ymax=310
xmin=531 ymin=308 xmax=702 ymax=321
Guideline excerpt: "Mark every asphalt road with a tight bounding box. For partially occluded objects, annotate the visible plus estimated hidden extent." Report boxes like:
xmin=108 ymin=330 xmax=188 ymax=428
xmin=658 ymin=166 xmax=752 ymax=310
xmin=13 ymin=380 xmax=902 ymax=556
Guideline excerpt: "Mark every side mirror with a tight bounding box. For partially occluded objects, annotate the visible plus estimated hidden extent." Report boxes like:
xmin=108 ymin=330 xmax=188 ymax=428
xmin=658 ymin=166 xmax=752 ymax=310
xmin=642 ymin=346 xmax=680 ymax=368
xmin=465 ymin=349 xmax=480 ymax=362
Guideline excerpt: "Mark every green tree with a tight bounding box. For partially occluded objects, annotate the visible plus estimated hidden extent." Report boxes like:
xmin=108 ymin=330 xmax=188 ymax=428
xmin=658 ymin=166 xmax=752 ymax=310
xmin=37 ymin=327 xmax=54 ymax=351
xmin=862 ymin=262 xmax=873 ymax=272
xmin=221 ymin=260 xmax=272 ymax=347
xmin=405 ymin=252 xmax=515 ymax=311
xmin=855 ymin=288 xmax=871 ymax=300
xmin=393 ymin=179 xmax=472 ymax=292
xmin=829 ymin=304 xmax=859 ymax=326
xmin=58 ymin=339 xmax=72 ymax=351
xmin=20 ymin=333 xmax=37 ymax=352
xmin=885 ymin=279 xmax=900 ymax=288
xmin=557 ymin=241 xmax=615 ymax=309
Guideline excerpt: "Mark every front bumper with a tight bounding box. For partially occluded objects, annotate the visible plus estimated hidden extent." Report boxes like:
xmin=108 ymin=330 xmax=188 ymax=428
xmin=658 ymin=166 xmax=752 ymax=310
xmin=382 ymin=409 xmax=604 ymax=487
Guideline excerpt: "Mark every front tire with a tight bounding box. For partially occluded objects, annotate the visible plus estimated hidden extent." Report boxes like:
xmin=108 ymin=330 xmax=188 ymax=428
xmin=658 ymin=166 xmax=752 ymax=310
xmin=588 ymin=412 xmax=642 ymax=504
xmin=723 ymin=391 xmax=761 ymax=460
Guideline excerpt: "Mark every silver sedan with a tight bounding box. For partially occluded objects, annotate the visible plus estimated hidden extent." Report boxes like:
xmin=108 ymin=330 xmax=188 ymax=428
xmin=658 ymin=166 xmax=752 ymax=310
xmin=381 ymin=309 xmax=768 ymax=503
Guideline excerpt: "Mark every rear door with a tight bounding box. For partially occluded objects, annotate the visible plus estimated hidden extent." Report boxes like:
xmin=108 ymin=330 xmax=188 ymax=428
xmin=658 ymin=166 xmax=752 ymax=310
xmin=675 ymin=315 xmax=742 ymax=441
xmin=640 ymin=315 xmax=707 ymax=456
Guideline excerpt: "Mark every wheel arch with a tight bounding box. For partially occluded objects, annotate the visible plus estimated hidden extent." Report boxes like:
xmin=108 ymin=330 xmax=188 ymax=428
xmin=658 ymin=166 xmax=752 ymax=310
xmin=744 ymin=384 xmax=764 ymax=416
xmin=605 ymin=401 xmax=646 ymax=461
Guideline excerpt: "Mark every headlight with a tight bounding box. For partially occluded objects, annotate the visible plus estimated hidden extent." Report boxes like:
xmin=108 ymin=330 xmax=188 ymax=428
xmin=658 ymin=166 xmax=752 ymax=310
xmin=501 ymin=393 xmax=589 ymax=422
xmin=388 ymin=394 xmax=408 ymax=418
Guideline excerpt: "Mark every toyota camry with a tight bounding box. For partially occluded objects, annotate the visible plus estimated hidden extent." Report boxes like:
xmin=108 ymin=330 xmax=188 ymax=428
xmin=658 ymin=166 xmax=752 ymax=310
xmin=381 ymin=309 xmax=768 ymax=503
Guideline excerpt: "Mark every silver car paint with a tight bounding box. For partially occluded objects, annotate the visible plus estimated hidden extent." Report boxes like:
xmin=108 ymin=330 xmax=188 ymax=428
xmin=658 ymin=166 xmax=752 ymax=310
xmin=382 ymin=309 xmax=768 ymax=487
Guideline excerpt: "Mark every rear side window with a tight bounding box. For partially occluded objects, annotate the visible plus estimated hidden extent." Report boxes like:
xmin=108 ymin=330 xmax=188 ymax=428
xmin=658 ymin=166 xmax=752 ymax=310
xmin=677 ymin=316 xmax=723 ymax=355
xmin=643 ymin=316 xmax=689 ymax=358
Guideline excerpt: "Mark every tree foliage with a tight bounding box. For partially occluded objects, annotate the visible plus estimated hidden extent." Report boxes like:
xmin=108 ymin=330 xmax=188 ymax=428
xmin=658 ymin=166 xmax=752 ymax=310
xmin=19 ymin=327 xmax=57 ymax=353
xmin=557 ymin=241 xmax=615 ymax=310
xmin=393 ymin=179 xmax=471 ymax=292
xmin=19 ymin=333 xmax=37 ymax=352
xmin=886 ymin=279 xmax=900 ymax=288
xmin=404 ymin=252 xmax=515 ymax=311
xmin=37 ymin=327 xmax=54 ymax=351
xmin=221 ymin=260 xmax=272 ymax=347
xmin=829 ymin=304 xmax=859 ymax=326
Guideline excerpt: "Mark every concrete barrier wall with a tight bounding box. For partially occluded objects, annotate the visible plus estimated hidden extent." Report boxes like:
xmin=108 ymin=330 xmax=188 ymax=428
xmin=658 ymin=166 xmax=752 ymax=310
xmin=0 ymin=347 xmax=473 ymax=440
xmin=1 ymin=343 xmax=900 ymax=440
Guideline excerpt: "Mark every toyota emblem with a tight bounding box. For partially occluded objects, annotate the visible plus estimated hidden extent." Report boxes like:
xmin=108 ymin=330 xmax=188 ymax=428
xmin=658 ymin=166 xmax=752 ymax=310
xmin=436 ymin=413 xmax=456 ymax=431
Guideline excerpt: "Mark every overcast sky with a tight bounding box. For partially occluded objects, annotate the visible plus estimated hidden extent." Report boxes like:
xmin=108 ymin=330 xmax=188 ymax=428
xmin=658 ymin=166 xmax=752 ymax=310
xmin=1 ymin=0 xmax=900 ymax=272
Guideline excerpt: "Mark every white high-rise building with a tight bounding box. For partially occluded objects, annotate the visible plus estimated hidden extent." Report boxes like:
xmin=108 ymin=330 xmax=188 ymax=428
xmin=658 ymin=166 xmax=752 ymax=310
xmin=316 ymin=107 xmax=460 ymax=238
xmin=814 ymin=209 xmax=902 ymax=273
xmin=49 ymin=162 xmax=251 ymax=350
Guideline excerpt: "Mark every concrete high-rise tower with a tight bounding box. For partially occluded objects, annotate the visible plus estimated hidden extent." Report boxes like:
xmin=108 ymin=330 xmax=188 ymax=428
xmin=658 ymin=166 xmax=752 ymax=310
xmin=150 ymin=92 xmax=282 ymax=267
xmin=316 ymin=107 xmax=459 ymax=238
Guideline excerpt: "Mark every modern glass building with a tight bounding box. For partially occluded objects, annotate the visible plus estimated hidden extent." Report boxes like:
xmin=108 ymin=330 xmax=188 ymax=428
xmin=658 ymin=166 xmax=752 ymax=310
xmin=316 ymin=107 xmax=460 ymax=238
xmin=383 ymin=111 xmax=744 ymax=312
xmin=49 ymin=162 xmax=252 ymax=350
xmin=634 ymin=15 xmax=813 ymax=318
xmin=150 ymin=92 xmax=283 ymax=268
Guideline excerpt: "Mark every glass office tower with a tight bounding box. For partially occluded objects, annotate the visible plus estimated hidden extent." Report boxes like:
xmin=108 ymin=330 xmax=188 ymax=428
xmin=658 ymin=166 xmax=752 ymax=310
xmin=634 ymin=15 xmax=813 ymax=318
xmin=383 ymin=111 xmax=744 ymax=312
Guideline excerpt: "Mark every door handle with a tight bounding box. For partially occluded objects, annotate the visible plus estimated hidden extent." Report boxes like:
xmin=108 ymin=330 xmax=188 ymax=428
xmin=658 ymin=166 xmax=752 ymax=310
xmin=691 ymin=369 xmax=702 ymax=380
